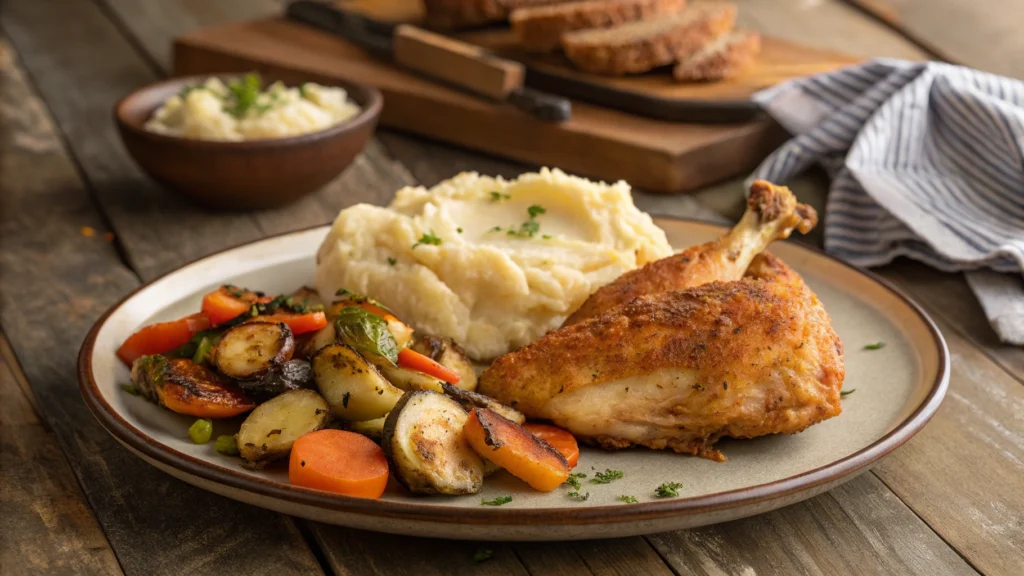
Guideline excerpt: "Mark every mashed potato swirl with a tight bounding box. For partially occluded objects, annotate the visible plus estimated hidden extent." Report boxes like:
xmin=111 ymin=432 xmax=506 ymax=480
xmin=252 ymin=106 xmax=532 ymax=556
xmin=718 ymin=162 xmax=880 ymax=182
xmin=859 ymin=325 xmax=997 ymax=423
xmin=315 ymin=169 xmax=672 ymax=360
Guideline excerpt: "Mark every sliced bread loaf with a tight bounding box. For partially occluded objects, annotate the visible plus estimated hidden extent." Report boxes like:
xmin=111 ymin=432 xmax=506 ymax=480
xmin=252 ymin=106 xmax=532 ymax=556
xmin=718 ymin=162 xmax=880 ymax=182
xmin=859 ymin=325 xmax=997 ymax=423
xmin=510 ymin=0 xmax=687 ymax=53
xmin=673 ymin=29 xmax=761 ymax=81
xmin=561 ymin=2 xmax=737 ymax=75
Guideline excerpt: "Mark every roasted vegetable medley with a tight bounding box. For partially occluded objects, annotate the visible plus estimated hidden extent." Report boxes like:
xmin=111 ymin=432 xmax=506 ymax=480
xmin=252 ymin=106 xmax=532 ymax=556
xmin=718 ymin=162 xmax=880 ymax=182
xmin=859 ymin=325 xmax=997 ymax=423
xmin=118 ymin=285 xmax=578 ymax=499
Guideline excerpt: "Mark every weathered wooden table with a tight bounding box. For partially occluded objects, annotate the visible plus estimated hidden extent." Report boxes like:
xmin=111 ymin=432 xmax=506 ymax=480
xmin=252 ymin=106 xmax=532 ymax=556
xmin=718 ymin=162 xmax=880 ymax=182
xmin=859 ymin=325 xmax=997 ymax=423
xmin=2 ymin=1 xmax=1021 ymax=574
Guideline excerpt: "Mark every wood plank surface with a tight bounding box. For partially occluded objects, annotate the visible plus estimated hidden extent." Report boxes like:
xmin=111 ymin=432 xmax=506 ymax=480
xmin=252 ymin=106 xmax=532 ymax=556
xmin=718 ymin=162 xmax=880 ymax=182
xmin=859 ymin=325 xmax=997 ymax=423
xmin=847 ymin=0 xmax=1024 ymax=79
xmin=0 ymin=15 xmax=325 ymax=576
xmin=0 ymin=332 xmax=124 ymax=576
xmin=869 ymin=269 xmax=1024 ymax=576
xmin=4 ymin=0 xmax=1021 ymax=575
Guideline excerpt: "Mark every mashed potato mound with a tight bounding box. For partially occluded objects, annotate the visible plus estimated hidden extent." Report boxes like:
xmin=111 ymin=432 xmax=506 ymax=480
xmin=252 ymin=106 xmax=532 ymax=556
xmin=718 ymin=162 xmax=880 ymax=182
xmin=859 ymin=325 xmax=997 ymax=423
xmin=315 ymin=169 xmax=672 ymax=360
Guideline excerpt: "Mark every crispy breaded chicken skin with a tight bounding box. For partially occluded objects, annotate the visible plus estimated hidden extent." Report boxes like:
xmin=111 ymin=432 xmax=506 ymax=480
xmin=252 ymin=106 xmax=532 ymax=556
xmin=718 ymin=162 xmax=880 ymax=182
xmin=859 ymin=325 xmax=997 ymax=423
xmin=478 ymin=253 xmax=844 ymax=460
xmin=564 ymin=180 xmax=817 ymax=326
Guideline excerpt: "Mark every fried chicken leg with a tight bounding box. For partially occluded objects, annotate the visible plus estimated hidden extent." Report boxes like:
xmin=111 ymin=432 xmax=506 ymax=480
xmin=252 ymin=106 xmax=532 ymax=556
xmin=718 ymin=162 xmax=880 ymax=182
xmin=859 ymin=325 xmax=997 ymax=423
xmin=479 ymin=178 xmax=842 ymax=460
xmin=564 ymin=180 xmax=817 ymax=325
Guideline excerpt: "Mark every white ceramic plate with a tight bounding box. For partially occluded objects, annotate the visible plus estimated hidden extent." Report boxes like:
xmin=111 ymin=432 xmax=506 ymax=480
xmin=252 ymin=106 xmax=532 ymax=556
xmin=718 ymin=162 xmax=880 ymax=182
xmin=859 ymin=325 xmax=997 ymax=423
xmin=79 ymin=218 xmax=948 ymax=540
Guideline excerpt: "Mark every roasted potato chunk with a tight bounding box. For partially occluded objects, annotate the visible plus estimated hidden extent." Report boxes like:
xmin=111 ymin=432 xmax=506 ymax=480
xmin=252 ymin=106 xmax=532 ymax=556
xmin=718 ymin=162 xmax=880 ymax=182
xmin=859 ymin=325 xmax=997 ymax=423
xmin=312 ymin=343 xmax=404 ymax=421
xmin=412 ymin=336 xmax=478 ymax=391
xmin=236 ymin=389 xmax=331 ymax=464
xmin=382 ymin=391 xmax=484 ymax=495
xmin=347 ymin=416 xmax=387 ymax=442
xmin=214 ymin=322 xmax=294 ymax=380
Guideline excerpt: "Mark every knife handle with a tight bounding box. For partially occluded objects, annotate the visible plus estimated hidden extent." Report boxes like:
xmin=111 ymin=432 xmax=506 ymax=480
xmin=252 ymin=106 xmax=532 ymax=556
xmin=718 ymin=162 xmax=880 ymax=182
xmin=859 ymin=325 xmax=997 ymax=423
xmin=392 ymin=25 xmax=571 ymax=122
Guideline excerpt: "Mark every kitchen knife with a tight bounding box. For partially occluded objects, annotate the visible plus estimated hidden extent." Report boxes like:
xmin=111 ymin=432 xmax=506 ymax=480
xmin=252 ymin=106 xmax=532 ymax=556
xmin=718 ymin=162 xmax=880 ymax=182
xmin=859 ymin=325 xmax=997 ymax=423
xmin=286 ymin=0 xmax=572 ymax=122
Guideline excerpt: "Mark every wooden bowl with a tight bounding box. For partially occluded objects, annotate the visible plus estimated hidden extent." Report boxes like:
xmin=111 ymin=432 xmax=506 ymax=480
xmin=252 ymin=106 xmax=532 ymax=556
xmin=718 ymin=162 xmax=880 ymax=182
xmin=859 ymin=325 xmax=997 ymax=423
xmin=114 ymin=75 xmax=382 ymax=210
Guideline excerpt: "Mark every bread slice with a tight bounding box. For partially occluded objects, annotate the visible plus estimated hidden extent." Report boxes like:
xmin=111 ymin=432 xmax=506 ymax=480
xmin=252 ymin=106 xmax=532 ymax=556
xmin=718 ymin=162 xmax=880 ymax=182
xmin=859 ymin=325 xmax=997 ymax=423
xmin=561 ymin=2 xmax=737 ymax=75
xmin=511 ymin=0 xmax=688 ymax=53
xmin=423 ymin=0 xmax=572 ymax=29
xmin=673 ymin=29 xmax=761 ymax=81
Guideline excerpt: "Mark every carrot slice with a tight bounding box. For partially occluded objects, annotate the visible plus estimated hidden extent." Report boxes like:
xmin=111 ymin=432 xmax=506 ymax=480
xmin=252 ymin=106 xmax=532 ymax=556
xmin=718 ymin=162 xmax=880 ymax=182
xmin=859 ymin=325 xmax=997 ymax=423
xmin=289 ymin=430 xmax=389 ymax=498
xmin=397 ymin=348 xmax=461 ymax=385
xmin=523 ymin=423 xmax=579 ymax=469
xmin=116 ymin=313 xmax=210 ymax=365
xmin=464 ymin=408 xmax=569 ymax=492
xmin=251 ymin=311 xmax=327 ymax=335
xmin=201 ymin=286 xmax=264 ymax=325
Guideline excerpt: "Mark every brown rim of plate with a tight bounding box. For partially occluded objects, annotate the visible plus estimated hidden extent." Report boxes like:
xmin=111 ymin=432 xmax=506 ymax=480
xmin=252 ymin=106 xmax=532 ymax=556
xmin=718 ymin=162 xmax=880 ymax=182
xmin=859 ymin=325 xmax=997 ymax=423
xmin=113 ymin=74 xmax=383 ymax=150
xmin=77 ymin=217 xmax=949 ymax=526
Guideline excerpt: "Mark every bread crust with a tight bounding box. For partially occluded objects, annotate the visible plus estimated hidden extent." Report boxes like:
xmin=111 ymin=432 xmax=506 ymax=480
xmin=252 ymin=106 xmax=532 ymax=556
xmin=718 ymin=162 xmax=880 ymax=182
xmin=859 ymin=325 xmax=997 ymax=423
xmin=561 ymin=3 xmax=737 ymax=75
xmin=673 ymin=29 xmax=761 ymax=81
xmin=511 ymin=0 xmax=687 ymax=53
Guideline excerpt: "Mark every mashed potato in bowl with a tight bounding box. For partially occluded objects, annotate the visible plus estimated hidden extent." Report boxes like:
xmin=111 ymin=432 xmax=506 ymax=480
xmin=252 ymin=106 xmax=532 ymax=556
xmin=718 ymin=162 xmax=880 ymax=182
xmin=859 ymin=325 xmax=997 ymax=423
xmin=144 ymin=75 xmax=361 ymax=141
xmin=315 ymin=169 xmax=672 ymax=361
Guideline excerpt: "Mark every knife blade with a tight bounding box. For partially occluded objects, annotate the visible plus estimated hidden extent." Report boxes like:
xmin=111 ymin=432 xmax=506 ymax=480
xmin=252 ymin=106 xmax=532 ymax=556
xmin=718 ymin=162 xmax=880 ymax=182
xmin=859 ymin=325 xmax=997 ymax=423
xmin=286 ymin=0 xmax=571 ymax=123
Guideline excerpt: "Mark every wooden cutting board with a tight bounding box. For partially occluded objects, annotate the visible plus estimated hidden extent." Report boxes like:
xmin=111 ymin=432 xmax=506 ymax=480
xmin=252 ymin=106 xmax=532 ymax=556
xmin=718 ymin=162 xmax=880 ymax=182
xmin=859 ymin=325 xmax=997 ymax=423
xmin=175 ymin=17 xmax=793 ymax=194
xmin=346 ymin=0 xmax=861 ymax=122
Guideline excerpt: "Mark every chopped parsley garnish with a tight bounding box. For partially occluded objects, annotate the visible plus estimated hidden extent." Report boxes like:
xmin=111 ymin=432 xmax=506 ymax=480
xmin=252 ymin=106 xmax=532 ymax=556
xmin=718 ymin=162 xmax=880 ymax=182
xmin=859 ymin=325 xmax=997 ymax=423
xmin=412 ymin=230 xmax=442 ymax=249
xmin=863 ymin=342 xmax=886 ymax=350
xmin=654 ymin=482 xmax=683 ymax=498
xmin=387 ymin=257 xmax=397 ymax=266
xmin=224 ymin=72 xmax=262 ymax=118
xmin=527 ymin=204 xmax=546 ymax=219
xmin=121 ymin=384 xmax=139 ymax=396
xmin=617 ymin=495 xmax=638 ymax=504
xmin=489 ymin=226 xmax=503 ymax=233
xmin=590 ymin=469 xmax=624 ymax=484
xmin=567 ymin=491 xmax=590 ymax=501
xmin=481 ymin=495 xmax=513 ymax=506
xmin=299 ymin=83 xmax=311 ymax=100
xmin=490 ymin=191 xmax=511 ymax=202
xmin=542 ymin=234 xmax=552 ymax=239
xmin=564 ymin=472 xmax=587 ymax=490
xmin=457 ymin=227 xmax=463 ymax=233
xmin=506 ymin=220 xmax=540 ymax=238
xmin=473 ymin=548 xmax=494 ymax=563
xmin=841 ymin=389 xmax=857 ymax=397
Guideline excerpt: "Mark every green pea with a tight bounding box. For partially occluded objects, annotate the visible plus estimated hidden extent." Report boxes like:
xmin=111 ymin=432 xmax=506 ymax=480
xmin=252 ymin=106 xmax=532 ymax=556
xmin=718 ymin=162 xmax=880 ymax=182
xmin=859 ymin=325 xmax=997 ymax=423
xmin=188 ymin=419 xmax=213 ymax=444
xmin=215 ymin=435 xmax=239 ymax=456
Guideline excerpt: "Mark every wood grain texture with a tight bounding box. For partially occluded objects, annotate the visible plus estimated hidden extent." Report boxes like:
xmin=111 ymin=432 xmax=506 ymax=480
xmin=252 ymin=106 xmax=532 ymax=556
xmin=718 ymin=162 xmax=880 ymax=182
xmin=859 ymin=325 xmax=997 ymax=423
xmin=0 ymin=23 xmax=324 ymax=576
xmin=649 ymin=473 xmax=976 ymax=576
xmin=0 ymin=332 xmax=124 ymax=576
xmin=846 ymin=0 xmax=1024 ymax=79
xmin=735 ymin=0 xmax=932 ymax=61
xmin=871 ymin=268 xmax=1024 ymax=576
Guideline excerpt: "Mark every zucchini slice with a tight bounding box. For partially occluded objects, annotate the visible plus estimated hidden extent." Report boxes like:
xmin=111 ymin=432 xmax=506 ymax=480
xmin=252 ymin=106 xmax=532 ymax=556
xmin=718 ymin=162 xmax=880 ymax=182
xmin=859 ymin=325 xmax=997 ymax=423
xmin=441 ymin=382 xmax=525 ymax=424
xmin=214 ymin=322 xmax=295 ymax=380
xmin=412 ymin=336 xmax=478 ymax=392
xmin=312 ymin=343 xmax=404 ymax=421
xmin=236 ymin=389 xmax=331 ymax=464
xmin=382 ymin=391 xmax=484 ymax=495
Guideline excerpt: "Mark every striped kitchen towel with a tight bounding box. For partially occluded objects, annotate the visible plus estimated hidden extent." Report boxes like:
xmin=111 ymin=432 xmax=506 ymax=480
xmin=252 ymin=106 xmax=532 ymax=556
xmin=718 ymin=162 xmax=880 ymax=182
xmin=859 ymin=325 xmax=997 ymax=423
xmin=750 ymin=58 xmax=1024 ymax=344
